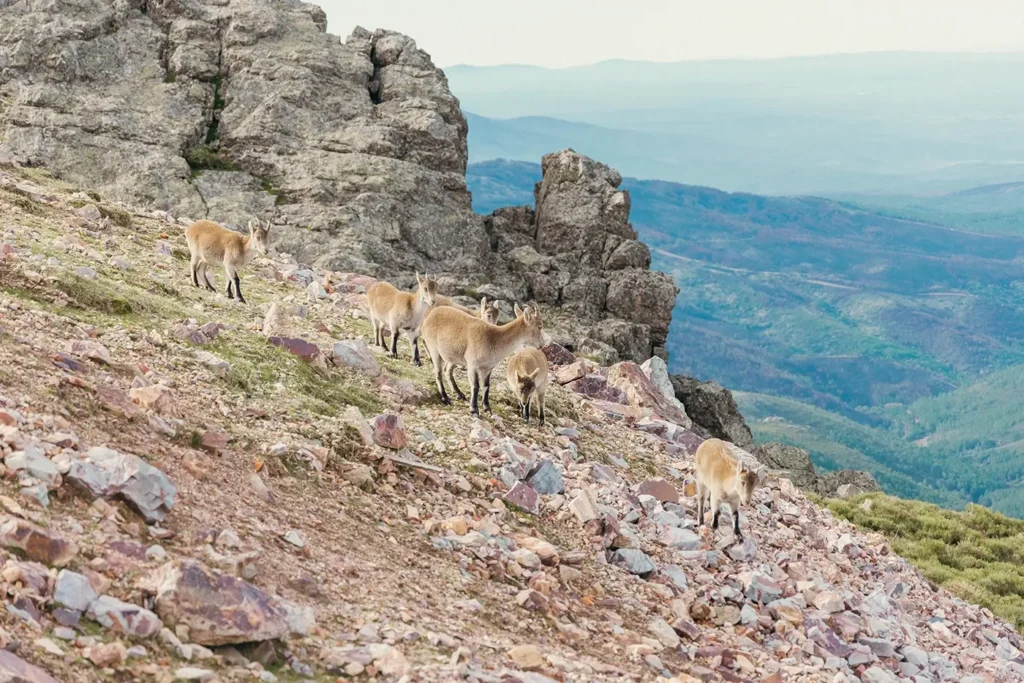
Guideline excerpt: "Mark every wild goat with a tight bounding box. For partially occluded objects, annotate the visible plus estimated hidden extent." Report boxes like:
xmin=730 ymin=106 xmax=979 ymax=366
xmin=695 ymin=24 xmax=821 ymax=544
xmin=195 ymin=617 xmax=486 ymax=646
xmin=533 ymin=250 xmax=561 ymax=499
xmin=695 ymin=438 xmax=760 ymax=540
xmin=435 ymin=294 xmax=501 ymax=324
xmin=185 ymin=218 xmax=271 ymax=304
xmin=366 ymin=273 xmax=438 ymax=365
xmin=421 ymin=303 xmax=544 ymax=416
xmin=480 ymin=296 xmax=500 ymax=324
xmin=506 ymin=346 xmax=549 ymax=424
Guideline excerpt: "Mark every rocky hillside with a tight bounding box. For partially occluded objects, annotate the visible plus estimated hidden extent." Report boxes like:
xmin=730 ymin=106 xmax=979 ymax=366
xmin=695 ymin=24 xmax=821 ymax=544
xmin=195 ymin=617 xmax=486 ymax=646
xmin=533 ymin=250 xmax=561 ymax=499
xmin=0 ymin=0 xmax=673 ymax=363
xmin=1 ymin=158 xmax=1023 ymax=682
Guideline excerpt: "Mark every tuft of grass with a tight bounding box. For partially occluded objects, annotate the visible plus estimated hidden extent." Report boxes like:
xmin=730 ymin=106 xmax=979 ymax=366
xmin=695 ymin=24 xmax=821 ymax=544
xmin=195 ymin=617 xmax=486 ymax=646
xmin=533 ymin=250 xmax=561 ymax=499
xmin=54 ymin=272 xmax=186 ymax=321
xmin=98 ymin=204 xmax=132 ymax=228
xmin=184 ymin=145 xmax=239 ymax=174
xmin=829 ymin=493 xmax=1024 ymax=628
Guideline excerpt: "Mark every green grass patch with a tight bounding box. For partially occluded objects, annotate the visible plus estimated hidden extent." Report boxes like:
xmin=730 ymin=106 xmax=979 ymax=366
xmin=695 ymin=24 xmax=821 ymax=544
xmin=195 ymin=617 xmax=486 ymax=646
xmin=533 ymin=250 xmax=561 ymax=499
xmin=185 ymin=145 xmax=239 ymax=174
xmin=54 ymin=272 xmax=188 ymax=323
xmin=829 ymin=494 xmax=1024 ymax=628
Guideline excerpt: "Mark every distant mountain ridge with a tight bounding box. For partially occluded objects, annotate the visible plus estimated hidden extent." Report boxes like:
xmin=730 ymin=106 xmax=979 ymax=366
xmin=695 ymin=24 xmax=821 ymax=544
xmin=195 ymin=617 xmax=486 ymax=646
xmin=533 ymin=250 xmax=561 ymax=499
xmin=451 ymin=52 xmax=1024 ymax=195
xmin=468 ymin=158 xmax=1024 ymax=515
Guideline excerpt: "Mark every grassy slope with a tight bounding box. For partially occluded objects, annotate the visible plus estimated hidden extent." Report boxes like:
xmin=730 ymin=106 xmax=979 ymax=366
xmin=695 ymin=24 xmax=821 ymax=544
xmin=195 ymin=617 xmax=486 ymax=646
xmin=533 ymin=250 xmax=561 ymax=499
xmin=829 ymin=494 xmax=1024 ymax=629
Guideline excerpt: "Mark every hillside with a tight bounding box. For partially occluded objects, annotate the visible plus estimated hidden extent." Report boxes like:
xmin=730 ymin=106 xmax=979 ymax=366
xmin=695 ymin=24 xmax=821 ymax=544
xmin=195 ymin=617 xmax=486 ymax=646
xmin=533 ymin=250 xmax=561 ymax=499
xmin=6 ymin=163 xmax=1024 ymax=681
xmin=450 ymin=52 xmax=1024 ymax=195
xmin=467 ymin=159 xmax=1024 ymax=515
xmin=834 ymin=183 xmax=1024 ymax=237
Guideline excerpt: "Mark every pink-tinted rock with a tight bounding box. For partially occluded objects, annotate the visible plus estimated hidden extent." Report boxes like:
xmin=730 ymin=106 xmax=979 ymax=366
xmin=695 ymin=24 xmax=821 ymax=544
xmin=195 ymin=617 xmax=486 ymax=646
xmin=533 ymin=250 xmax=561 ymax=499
xmin=95 ymin=386 xmax=142 ymax=420
xmin=567 ymin=375 xmax=627 ymax=403
xmin=0 ymin=517 xmax=78 ymax=567
xmin=371 ymin=413 xmax=407 ymax=449
xmin=64 ymin=339 xmax=111 ymax=364
xmin=0 ymin=649 xmax=63 ymax=682
xmin=1 ymin=560 xmax=53 ymax=598
xmin=541 ymin=342 xmax=576 ymax=367
xmin=503 ymin=482 xmax=540 ymax=515
xmin=129 ymin=385 xmax=176 ymax=415
xmin=583 ymin=400 xmax=641 ymax=424
xmin=138 ymin=559 xmax=311 ymax=646
xmin=267 ymin=336 xmax=320 ymax=362
xmin=331 ymin=272 xmax=378 ymax=294
xmin=606 ymin=361 xmax=692 ymax=427
xmin=553 ymin=359 xmax=596 ymax=385
xmin=88 ymin=595 xmax=162 ymax=637
xmin=637 ymin=478 xmax=680 ymax=504
xmin=199 ymin=431 xmax=229 ymax=455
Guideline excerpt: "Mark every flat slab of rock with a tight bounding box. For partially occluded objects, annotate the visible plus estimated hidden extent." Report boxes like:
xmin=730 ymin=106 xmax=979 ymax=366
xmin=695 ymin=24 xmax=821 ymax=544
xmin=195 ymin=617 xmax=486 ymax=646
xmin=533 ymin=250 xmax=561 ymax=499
xmin=268 ymin=336 xmax=320 ymax=362
xmin=0 ymin=516 xmax=78 ymax=567
xmin=540 ymin=342 xmax=575 ymax=366
xmin=0 ymin=649 xmax=62 ymax=683
xmin=637 ymin=478 xmax=679 ymax=504
xmin=139 ymin=559 xmax=309 ymax=646
xmin=67 ymin=447 xmax=176 ymax=522
xmin=503 ymin=482 xmax=540 ymax=515
xmin=371 ymin=413 xmax=407 ymax=449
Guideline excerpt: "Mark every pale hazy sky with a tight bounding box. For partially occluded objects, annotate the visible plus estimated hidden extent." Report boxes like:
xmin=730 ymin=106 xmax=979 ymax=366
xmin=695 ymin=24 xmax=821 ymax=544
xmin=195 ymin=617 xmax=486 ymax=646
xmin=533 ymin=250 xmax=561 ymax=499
xmin=319 ymin=0 xmax=1024 ymax=68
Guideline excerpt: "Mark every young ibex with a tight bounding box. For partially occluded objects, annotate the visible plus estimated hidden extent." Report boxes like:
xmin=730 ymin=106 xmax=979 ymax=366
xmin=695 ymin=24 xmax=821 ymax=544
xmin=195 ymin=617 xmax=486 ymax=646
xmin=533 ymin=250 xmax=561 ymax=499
xmin=185 ymin=218 xmax=271 ymax=304
xmin=421 ymin=303 xmax=544 ymax=416
xmin=695 ymin=438 xmax=759 ymax=540
xmin=506 ymin=347 xmax=549 ymax=424
xmin=367 ymin=273 xmax=438 ymax=365
xmin=480 ymin=296 xmax=500 ymax=324
xmin=435 ymin=294 xmax=500 ymax=324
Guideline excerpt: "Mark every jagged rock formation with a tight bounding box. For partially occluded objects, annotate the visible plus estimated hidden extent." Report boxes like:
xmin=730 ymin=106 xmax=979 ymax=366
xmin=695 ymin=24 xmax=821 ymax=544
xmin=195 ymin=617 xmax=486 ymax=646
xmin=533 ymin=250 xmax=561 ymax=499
xmin=670 ymin=375 xmax=754 ymax=447
xmin=0 ymin=0 xmax=486 ymax=276
xmin=752 ymin=442 xmax=881 ymax=498
xmin=483 ymin=150 xmax=679 ymax=362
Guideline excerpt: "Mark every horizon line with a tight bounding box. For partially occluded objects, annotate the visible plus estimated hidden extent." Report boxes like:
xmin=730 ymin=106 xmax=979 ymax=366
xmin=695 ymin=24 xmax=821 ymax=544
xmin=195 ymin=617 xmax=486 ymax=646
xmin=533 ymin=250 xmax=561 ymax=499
xmin=443 ymin=48 xmax=1024 ymax=71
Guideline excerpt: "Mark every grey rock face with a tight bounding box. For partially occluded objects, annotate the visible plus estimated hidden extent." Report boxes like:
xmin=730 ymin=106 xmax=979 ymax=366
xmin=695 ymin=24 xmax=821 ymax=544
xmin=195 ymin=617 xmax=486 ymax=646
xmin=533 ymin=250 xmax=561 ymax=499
xmin=0 ymin=3 xmax=487 ymax=275
xmin=484 ymin=149 xmax=679 ymax=362
xmin=751 ymin=442 xmax=880 ymax=498
xmin=669 ymin=375 xmax=754 ymax=447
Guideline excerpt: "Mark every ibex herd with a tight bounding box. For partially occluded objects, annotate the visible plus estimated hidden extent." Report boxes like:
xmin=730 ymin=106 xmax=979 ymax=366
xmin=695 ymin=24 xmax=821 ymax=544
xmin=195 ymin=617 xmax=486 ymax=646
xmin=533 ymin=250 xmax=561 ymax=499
xmin=184 ymin=220 xmax=758 ymax=538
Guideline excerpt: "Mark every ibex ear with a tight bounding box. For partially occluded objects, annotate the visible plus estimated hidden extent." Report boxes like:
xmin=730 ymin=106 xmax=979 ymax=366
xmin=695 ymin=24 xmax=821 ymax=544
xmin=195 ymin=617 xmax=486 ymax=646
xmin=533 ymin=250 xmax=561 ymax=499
xmin=263 ymin=219 xmax=272 ymax=232
xmin=248 ymin=219 xmax=258 ymax=234
xmin=480 ymin=296 xmax=489 ymax=308
xmin=514 ymin=303 xmax=524 ymax=318
xmin=528 ymin=368 xmax=542 ymax=380
xmin=416 ymin=271 xmax=423 ymax=286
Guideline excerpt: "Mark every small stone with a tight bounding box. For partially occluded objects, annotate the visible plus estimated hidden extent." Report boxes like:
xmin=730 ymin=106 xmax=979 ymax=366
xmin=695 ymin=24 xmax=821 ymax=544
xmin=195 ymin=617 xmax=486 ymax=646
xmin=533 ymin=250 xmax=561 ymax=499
xmin=558 ymin=565 xmax=582 ymax=584
xmin=54 ymin=569 xmax=98 ymax=612
xmin=512 ymin=549 xmax=541 ymax=569
xmin=88 ymin=595 xmax=163 ymax=638
xmin=648 ymin=618 xmax=681 ymax=648
xmin=306 ymin=280 xmax=327 ymax=300
xmin=526 ymin=459 xmax=564 ymax=495
xmin=371 ymin=413 xmax=407 ymax=449
xmin=175 ymin=667 xmax=215 ymax=681
xmin=0 ymin=517 xmax=78 ymax=566
xmin=508 ymin=644 xmax=545 ymax=670
xmin=657 ymin=526 xmax=701 ymax=550
xmin=194 ymin=351 xmax=231 ymax=375
xmin=726 ymin=537 xmax=757 ymax=562
xmin=283 ymin=530 xmax=306 ymax=549
xmin=129 ymin=385 xmax=175 ymax=414
xmin=267 ymin=336 xmax=320 ymax=362
xmin=34 ymin=638 xmax=63 ymax=656
xmin=127 ymin=645 xmax=148 ymax=659
xmin=860 ymin=666 xmax=900 ymax=683
xmin=813 ymin=590 xmax=846 ymax=614
xmin=74 ymin=265 xmax=98 ymax=280
xmin=610 ymin=549 xmax=656 ymax=576
xmin=53 ymin=626 xmax=77 ymax=641
xmin=199 ymin=431 xmax=229 ymax=455
xmin=146 ymin=545 xmax=168 ymax=562
xmin=504 ymin=481 xmax=540 ymax=515
xmin=330 ymin=340 xmax=380 ymax=376
xmin=568 ymin=489 xmax=599 ymax=523
xmin=638 ymin=478 xmax=680 ymax=504
xmin=87 ymin=641 xmax=127 ymax=667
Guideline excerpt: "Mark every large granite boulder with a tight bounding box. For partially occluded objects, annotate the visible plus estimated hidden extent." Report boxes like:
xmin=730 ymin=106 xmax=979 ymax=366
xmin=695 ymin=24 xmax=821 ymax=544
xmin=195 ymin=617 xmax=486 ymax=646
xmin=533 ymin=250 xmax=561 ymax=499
xmin=751 ymin=442 xmax=880 ymax=497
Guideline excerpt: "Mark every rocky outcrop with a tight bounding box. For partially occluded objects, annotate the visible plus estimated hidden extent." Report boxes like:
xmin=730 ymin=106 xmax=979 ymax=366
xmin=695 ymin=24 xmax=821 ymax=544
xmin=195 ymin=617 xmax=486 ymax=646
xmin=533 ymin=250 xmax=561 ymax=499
xmin=0 ymin=1 xmax=486 ymax=276
xmin=669 ymin=375 xmax=754 ymax=447
xmin=484 ymin=150 xmax=679 ymax=362
xmin=751 ymin=442 xmax=881 ymax=498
